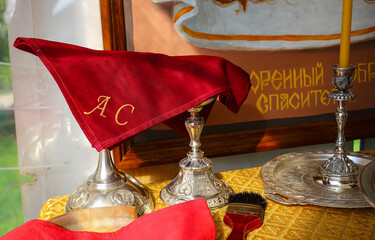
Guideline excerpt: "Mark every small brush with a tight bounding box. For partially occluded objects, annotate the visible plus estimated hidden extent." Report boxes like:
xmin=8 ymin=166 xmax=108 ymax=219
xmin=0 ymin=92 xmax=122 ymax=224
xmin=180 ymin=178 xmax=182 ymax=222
xmin=223 ymin=192 xmax=267 ymax=240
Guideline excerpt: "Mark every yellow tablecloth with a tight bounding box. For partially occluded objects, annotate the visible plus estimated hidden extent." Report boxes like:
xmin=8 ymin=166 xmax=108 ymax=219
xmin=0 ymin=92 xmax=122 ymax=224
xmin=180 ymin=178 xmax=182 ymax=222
xmin=40 ymin=167 xmax=375 ymax=239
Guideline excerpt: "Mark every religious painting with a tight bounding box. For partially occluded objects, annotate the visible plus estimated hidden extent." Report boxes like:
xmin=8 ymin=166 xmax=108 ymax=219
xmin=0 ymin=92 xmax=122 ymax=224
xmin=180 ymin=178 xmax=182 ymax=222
xmin=131 ymin=0 xmax=375 ymax=126
xmin=104 ymin=0 xmax=375 ymax=169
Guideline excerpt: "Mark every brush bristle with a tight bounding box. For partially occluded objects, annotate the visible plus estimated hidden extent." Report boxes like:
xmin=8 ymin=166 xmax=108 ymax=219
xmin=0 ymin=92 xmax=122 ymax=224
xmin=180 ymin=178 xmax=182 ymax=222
xmin=228 ymin=192 xmax=267 ymax=210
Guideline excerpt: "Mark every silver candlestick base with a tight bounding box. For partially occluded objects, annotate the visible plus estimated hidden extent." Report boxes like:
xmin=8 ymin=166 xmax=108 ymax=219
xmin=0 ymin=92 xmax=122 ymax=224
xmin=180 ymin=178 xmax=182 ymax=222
xmin=65 ymin=149 xmax=153 ymax=216
xmin=313 ymin=65 xmax=360 ymax=189
xmin=160 ymin=97 xmax=233 ymax=209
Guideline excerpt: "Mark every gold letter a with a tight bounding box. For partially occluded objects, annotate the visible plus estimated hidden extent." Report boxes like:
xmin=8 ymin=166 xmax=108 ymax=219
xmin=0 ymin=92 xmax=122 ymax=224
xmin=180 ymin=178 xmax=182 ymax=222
xmin=84 ymin=96 xmax=111 ymax=117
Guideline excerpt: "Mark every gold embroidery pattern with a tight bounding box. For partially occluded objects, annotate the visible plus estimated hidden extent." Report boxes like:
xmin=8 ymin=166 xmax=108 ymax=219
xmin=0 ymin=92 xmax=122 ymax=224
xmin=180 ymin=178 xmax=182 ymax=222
xmin=83 ymin=96 xmax=135 ymax=126
xmin=39 ymin=167 xmax=375 ymax=239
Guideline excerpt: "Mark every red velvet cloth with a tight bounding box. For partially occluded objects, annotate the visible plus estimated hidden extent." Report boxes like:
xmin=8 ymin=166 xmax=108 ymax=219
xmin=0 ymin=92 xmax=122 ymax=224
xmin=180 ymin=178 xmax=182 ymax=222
xmin=14 ymin=37 xmax=251 ymax=151
xmin=1 ymin=199 xmax=215 ymax=240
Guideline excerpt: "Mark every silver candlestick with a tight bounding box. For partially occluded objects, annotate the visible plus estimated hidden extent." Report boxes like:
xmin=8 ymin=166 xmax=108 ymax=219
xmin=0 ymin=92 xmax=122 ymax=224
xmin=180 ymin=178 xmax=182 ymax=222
xmin=314 ymin=65 xmax=359 ymax=188
xmin=66 ymin=149 xmax=153 ymax=216
xmin=261 ymin=64 xmax=372 ymax=208
xmin=160 ymin=96 xmax=233 ymax=209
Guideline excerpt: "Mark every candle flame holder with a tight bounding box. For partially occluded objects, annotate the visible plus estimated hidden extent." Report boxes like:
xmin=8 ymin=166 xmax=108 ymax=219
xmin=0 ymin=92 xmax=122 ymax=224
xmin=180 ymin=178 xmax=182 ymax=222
xmin=160 ymin=96 xmax=233 ymax=209
xmin=65 ymin=149 xmax=153 ymax=216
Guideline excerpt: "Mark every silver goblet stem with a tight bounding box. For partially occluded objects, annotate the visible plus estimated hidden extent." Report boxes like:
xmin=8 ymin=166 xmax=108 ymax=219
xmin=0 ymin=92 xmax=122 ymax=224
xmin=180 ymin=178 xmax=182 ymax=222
xmin=314 ymin=65 xmax=359 ymax=188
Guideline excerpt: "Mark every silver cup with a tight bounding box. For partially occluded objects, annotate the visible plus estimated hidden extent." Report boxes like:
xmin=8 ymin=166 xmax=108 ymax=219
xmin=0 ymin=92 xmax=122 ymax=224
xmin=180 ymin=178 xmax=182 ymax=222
xmin=66 ymin=149 xmax=153 ymax=216
xmin=160 ymin=96 xmax=233 ymax=209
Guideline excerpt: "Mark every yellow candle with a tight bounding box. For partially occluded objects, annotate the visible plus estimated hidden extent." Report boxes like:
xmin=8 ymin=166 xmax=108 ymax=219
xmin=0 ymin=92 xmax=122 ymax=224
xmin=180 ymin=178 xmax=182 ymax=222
xmin=339 ymin=0 xmax=353 ymax=68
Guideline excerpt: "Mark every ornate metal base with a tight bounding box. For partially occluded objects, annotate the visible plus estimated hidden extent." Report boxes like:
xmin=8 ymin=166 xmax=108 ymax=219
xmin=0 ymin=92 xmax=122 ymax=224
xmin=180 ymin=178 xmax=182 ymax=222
xmin=160 ymin=156 xmax=233 ymax=209
xmin=66 ymin=149 xmax=153 ymax=216
xmin=314 ymin=152 xmax=359 ymax=189
xmin=260 ymin=150 xmax=374 ymax=208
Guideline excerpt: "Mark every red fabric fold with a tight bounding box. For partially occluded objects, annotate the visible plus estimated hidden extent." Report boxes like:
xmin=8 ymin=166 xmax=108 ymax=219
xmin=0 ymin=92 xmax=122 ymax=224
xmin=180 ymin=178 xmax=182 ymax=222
xmin=14 ymin=37 xmax=251 ymax=151
xmin=1 ymin=199 xmax=216 ymax=240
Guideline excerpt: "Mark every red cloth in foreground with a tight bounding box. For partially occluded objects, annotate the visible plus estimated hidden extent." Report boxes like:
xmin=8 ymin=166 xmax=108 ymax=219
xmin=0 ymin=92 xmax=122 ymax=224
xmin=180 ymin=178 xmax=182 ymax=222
xmin=1 ymin=199 xmax=215 ymax=240
xmin=14 ymin=37 xmax=250 ymax=151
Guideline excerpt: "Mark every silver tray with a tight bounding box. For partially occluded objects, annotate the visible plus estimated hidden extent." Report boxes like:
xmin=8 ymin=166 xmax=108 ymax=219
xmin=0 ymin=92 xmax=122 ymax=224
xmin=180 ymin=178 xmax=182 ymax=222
xmin=260 ymin=150 xmax=375 ymax=208
xmin=360 ymin=159 xmax=375 ymax=208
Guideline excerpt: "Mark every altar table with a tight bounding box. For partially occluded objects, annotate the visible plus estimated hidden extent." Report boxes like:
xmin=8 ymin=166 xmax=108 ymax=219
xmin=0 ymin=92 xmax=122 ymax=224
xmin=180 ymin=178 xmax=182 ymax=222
xmin=39 ymin=167 xmax=375 ymax=240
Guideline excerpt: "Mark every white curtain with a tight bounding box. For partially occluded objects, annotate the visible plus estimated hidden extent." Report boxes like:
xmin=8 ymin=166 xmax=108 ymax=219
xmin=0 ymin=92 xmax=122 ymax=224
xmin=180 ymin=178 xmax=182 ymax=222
xmin=7 ymin=0 xmax=103 ymax=221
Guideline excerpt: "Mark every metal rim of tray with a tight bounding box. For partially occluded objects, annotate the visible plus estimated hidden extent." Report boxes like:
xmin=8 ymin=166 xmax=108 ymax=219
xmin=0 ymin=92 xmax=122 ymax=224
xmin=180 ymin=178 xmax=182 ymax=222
xmin=260 ymin=150 xmax=375 ymax=208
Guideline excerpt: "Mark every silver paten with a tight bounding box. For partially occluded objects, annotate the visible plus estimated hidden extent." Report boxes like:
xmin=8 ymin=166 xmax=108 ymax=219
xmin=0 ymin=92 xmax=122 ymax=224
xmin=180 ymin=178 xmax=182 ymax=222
xmin=160 ymin=96 xmax=233 ymax=209
xmin=66 ymin=149 xmax=153 ymax=216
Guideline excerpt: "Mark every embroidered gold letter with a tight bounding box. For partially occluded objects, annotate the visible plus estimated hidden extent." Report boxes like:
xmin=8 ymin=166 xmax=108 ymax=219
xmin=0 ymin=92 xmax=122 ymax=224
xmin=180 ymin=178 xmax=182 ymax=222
xmin=84 ymin=96 xmax=111 ymax=117
xmin=115 ymin=104 xmax=135 ymax=125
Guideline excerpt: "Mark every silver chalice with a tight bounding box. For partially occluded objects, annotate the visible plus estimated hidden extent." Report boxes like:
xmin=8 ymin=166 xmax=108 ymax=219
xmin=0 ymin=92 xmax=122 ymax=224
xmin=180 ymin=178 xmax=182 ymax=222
xmin=65 ymin=149 xmax=153 ymax=216
xmin=160 ymin=96 xmax=233 ymax=209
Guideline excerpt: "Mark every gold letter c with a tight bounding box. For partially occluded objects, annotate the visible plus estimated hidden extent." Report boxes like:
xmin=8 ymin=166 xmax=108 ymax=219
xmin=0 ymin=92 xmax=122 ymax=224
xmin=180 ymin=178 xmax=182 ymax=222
xmin=115 ymin=104 xmax=135 ymax=125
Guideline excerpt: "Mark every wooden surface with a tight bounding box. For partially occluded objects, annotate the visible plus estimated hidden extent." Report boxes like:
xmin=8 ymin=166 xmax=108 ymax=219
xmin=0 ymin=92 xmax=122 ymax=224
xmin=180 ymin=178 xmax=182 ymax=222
xmin=100 ymin=0 xmax=126 ymax=51
xmin=122 ymin=161 xmax=180 ymax=184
